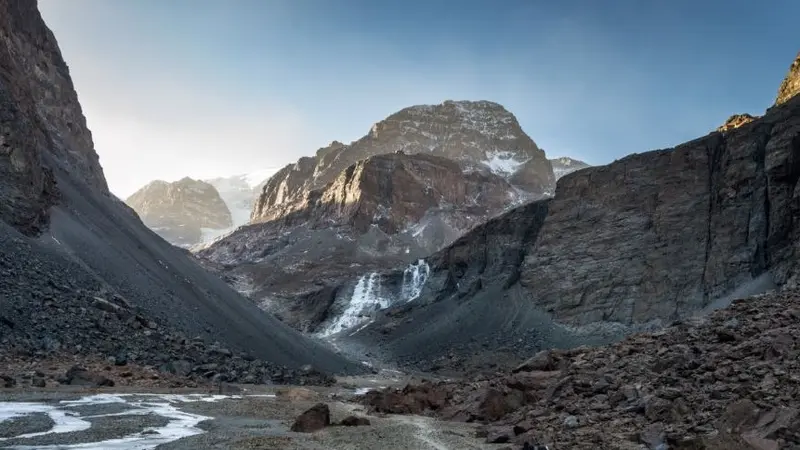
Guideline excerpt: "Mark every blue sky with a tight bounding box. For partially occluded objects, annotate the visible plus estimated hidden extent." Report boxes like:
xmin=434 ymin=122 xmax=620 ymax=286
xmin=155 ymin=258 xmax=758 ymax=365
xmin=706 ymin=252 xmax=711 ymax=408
xmin=39 ymin=0 xmax=799 ymax=197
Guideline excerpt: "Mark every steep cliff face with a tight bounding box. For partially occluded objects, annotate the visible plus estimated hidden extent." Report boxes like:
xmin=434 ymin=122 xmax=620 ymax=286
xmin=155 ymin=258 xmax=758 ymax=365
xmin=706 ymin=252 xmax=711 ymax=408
xmin=126 ymin=177 xmax=233 ymax=247
xmin=776 ymin=51 xmax=800 ymax=106
xmin=339 ymin=58 xmax=800 ymax=372
xmin=198 ymin=152 xmax=521 ymax=331
xmin=252 ymin=100 xmax=553 ymax=222
xmin=523 ymin=94 xmax=800 ymax=326
xmin=0 ymin=0 xmax=106 ymax=235
xmin=262 ymin=152 xmax=518 ymax=236
xmin=0 ymin=0 xmax=359 ymax=376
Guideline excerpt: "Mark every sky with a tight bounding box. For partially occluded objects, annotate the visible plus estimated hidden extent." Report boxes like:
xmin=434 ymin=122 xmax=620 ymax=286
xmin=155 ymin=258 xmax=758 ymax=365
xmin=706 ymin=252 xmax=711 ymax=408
xmin=38 ymin=0 xmax=800 ymax=198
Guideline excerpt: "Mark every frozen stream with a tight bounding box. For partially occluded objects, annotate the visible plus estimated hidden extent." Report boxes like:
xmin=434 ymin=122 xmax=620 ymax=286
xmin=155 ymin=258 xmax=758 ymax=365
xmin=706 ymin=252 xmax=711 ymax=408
xmin=0 ymin=393 xmax=273 ymax=449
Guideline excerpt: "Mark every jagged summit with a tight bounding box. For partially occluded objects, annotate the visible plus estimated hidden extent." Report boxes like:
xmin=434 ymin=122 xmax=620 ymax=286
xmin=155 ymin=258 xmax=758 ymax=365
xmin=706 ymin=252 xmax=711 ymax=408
xmin=776 ymin=51 xmax=800 ymax=106
xmin=253 ymin=99 xmax=553 ymax=221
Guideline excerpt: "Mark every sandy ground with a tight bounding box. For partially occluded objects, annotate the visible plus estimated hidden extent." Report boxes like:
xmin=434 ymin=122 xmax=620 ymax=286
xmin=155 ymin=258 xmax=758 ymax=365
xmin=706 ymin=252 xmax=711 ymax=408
xmin=0 ymin=378 xmax=502 ymax=450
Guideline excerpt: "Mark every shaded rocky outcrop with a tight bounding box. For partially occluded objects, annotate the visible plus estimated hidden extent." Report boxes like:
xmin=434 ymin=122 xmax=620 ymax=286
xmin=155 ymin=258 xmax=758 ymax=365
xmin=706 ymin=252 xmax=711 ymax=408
xmin=252 ymin=100 xmax=554 ymax=223
xmin=198 ymin=152 xmax=522 ymax=332
xmin=549 ymin=156 xmax=591 ymax=180
xmin=776 ymin=51 xmax=800 ymax=106
xmin=340 ymin=54 xmax=800 ymax=373
xmin=0 ymin=0 xmax=361 ymax=377
xmin=362 ymin=289 xmax=800 ymax=449
xmin=0 ymin=0 xmax=102 ymax=235
xmin=126 ymin=177 xmax=233 ymax=247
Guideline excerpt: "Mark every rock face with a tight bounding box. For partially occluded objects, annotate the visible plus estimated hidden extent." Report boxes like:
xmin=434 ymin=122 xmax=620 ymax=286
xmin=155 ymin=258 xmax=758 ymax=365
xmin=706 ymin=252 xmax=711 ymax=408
xmin=125 ymin=177 xmax=233 ymax=248
xmin=776 ymin=51 xmax=800 ymax=106
xmin=252 ymin=100 xmax=554 ymax=222
xmin=0 ymin=0 xmax=360 ymax=376
xmin=366 ymin=289 xmax=800 ymax=449
xmin=201 ymin=101 xmax=555 ymax=334
xmin=717 ymin=113 xmax=757 ymax=132
xmin=341 ymin=54 xmax=800 ymax=373
xmin=549 ymin=157 xmax=591 ymax=180
xmin=0 ymin=0 xmax=105 ymax=235
xmin=198 ymin=151 xmax=521 ymax=332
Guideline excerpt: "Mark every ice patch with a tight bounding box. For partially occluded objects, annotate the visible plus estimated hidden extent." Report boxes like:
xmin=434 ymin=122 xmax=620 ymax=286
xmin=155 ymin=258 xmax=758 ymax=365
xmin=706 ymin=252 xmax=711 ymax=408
xmin=482 ymin=150 xmax=528 ymax=175
xmin=0 ymin=393 xmax=260 ymax=449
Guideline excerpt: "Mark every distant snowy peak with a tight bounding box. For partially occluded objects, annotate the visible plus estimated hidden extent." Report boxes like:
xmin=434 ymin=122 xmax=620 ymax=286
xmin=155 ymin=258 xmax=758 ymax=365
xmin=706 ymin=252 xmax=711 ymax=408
xmin=205 ymin=167 xmax=279 ymax=229
xmin=549 ymin=156 xmax=591 ymax=181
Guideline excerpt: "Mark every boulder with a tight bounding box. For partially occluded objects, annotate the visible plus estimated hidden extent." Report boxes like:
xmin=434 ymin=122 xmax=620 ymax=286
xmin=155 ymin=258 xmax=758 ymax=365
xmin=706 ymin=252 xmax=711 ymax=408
xmin=62 ymin=366 xmax=114 ymax=387
xmin=290 ymin=403 xmax=331 ymax=433
xmin=339 ymin=416 xmax=371 ymax=426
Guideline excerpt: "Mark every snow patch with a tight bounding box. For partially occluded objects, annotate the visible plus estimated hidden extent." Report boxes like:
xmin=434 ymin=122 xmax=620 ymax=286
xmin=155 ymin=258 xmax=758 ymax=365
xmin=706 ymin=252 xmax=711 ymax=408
xmin=482 ymin=150 xmax=528 ymax=175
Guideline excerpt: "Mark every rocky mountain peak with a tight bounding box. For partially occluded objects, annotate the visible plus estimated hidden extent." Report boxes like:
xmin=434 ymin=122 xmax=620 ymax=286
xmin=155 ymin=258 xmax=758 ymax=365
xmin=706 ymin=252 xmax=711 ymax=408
xmin=125 ymin=178 xmax=232 ymax=248
xmin=548 ymin=156 xmax=591 ymax=180
xmin=253 ymin=100 xmax=553 ymax=222
xmin=776 ymin=51 xmax=800 ymax=106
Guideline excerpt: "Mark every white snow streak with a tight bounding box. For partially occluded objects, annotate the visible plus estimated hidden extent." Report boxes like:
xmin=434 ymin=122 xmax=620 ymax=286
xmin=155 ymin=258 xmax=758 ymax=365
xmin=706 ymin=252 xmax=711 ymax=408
xmin=0 ymin=393 xmax=262 ymax=449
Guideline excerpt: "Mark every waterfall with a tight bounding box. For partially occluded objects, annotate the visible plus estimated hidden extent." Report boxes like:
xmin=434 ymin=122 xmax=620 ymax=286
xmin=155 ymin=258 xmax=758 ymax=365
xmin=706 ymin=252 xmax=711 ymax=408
xmin=319 ymin=272 xmax=384 ymax=336
xmin=319 ymin=259 xmax=431 ymax=337
xmin=401 ymin=259 xmax=430 ymax=302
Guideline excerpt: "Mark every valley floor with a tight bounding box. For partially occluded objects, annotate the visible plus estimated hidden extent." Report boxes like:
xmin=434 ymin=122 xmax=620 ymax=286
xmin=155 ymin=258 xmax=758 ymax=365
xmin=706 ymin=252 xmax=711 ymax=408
xmin=0 ymin=380 xmax=499 ymax=450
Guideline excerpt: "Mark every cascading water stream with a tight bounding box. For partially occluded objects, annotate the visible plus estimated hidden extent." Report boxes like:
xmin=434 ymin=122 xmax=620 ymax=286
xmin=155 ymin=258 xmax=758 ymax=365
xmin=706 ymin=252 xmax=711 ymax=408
xmin=320 ymin=259 xmax=431 ymax=336
xmin=319 ymin=273 xmax=384 ymax=336
xmin=401 ymin=259 xmax=431 ymax=301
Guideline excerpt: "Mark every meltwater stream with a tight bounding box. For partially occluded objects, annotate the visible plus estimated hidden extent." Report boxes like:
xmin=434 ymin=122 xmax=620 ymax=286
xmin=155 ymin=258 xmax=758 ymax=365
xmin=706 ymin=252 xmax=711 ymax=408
xmin=319 ymin=259 xmax=431 ymax=337
xmin=0 ymin=393 xmax=273 ymax=449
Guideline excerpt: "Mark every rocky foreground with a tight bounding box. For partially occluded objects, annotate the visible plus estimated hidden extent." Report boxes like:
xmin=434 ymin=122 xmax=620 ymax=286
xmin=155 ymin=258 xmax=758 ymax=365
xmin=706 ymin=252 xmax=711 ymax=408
xmin=0 ymin=226 xmax=337 ymax=388
xmin=360 ymin=289 xmax=800 ymax=449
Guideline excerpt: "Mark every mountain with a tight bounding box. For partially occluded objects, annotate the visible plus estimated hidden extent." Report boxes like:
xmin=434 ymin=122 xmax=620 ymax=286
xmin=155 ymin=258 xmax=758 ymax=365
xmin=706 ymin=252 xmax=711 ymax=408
xmin=125 ymin=177 xmax=233 ymax=248
xmin=253 ymin=100 xmax=554 ymax=222
xmin=548 ymin=156 xmax=591 ymax=180
xmin=198 ymin=102 xmax=554 ymax=332
xmin=331 ymin=51 xmax=800 ymax=374
xmin=0 ymin=0 xmax=360 ymax=381
xmin=198 ymin=151 xmax=523 ymax=331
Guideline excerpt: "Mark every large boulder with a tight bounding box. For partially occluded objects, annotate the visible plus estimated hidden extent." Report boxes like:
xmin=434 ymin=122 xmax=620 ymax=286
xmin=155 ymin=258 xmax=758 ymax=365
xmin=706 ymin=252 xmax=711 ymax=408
xmin=290 ymin=403 xmax=331 ymax=433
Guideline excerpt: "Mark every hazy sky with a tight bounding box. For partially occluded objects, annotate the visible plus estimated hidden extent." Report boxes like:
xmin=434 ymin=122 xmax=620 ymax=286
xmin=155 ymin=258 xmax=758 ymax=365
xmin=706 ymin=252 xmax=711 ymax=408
xmin=39 ymin=0 xmax=799 ymax=198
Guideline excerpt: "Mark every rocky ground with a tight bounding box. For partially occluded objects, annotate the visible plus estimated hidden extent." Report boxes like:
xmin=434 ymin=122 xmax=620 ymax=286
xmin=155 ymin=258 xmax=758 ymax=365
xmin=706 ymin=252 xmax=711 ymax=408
xmin=357 ymin=289 xmax=800 ymax=449
xmin=0 ymin=381 xmax=503 ymax=449
xmin=0 ymin=224 xmax=340 ymax=388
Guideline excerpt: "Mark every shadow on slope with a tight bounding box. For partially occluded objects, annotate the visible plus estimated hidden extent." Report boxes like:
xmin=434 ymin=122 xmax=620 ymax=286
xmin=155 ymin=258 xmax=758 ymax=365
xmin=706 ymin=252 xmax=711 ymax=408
xmin=35 ymin=154 xmax=361 ymax=374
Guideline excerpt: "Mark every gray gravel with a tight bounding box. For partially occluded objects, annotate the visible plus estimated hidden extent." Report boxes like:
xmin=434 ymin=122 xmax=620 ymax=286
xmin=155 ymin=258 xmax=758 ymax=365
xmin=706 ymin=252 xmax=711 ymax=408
xmin=0 ymin=412 xmax=54 ymax=439
xmin=0 ymin=386 xmax=505 ymax=450
xmin=0 ymin=414 xmax=169 ymax=447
